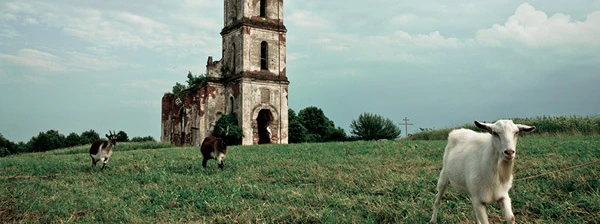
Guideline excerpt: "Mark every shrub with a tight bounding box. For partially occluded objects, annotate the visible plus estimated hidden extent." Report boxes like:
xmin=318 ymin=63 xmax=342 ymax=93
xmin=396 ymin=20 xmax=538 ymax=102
xmin=350 ymin=113 xmax=401 ymax=140
xmin=172 ymin=82 xmax=186 ymax=95
xmin=186 ymin=71 xmax=206 ymax=92
xmin=212 ymin=113 xmax=244 ymax=145
xmin=131 ymin=136 xmax=156 ymax=142
xmin=171 ymin=71 xmax=207 ymax=95
xmin=324 ymin=126 xmax=348 ymax=142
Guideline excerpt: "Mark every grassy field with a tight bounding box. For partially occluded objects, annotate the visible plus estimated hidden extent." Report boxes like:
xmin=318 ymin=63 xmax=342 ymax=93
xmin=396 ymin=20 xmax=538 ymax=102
xmin=1 ymin=137 xmax=599 ymax=223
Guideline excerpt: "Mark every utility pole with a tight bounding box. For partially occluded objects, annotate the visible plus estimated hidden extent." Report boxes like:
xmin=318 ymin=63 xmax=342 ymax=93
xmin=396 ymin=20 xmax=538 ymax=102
xmin=399 ymin=117 xmax=413 ymax=137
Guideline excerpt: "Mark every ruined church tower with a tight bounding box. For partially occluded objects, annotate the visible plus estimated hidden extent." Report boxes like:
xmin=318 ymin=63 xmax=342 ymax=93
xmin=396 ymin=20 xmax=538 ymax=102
xmin=161 ymin=0 xmax=289 ymax=146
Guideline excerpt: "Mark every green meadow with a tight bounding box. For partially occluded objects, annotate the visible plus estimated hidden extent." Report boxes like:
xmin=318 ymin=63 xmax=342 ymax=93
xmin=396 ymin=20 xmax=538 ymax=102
xmin=1 ymin=137 xmax=599 ymax=223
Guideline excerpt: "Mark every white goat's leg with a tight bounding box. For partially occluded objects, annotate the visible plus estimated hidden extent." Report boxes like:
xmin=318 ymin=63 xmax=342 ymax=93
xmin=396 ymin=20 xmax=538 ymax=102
xmin=217 ymin=154 xmax=224 ymax=170
xmin=471 ymin=199 xmax=489 ymax=224
xmin=430 ymin=171 xmax=449 ymax=223
xmin=498 ymin=197 xmax=515 ymax=224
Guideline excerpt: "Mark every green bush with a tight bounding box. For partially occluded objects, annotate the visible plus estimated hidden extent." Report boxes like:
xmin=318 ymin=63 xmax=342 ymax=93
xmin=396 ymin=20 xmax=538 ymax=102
xmin=212 ymin=113 xmax=244 ymax=145
xmin=172 ymin=82 xmax=186 ymax=95
xmin=350 ymin=113 xmax=401 ymax=140
xmin=131 ymin=136 xmax=156 ymax=142
xmin=186 ymin=71 xmax=206 ymax=92
xmin=324 ymin=126 xmax=348 ymax=142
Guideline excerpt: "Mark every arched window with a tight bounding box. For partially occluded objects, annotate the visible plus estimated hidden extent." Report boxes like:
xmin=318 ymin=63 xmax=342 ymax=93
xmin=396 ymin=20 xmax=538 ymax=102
xmin=260 ymin=0 xmax=266 ymax=18
xmin=260 ymin=41 xmax=268 ymax=70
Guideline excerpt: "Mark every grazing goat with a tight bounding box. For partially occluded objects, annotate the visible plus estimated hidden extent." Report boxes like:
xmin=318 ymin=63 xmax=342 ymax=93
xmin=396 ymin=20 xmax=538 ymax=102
xmin=89 ymin=130 xmax=118 ymax=170
xmin=200 ymin=136 xmax=228 ymax=170
xmin=430 ymin=120 xmax=535 ymax=224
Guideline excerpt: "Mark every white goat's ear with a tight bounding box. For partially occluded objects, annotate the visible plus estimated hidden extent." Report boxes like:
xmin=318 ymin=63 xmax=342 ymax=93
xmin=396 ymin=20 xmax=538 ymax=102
xmin=474 ymin=120 xmax=492 ymax=132
xmin=517 ymin=124 xmax=535 ymax=132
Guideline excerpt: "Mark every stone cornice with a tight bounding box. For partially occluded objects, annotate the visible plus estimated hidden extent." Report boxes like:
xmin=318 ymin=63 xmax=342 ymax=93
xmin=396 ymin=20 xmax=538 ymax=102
xmin=206 ymin=71 xmax=289 ymax=84
xmin=221 ymin=18 xmax=287 ymax=35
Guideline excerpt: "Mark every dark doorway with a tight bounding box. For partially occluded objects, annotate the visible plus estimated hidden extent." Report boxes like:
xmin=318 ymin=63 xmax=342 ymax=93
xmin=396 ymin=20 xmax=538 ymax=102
xmin=257 ymin=109 xmax=273 ymax=144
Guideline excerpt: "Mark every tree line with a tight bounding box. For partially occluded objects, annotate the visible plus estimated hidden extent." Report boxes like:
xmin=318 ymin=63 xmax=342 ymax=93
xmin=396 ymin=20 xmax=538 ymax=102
xmin=210 ymin=106 xmax=402 ymax=145
xmin=288 ymin=106 xmax=401 ymax=143
xmin=0 ymin=130 xmax=155 ymax=157
xmin=1 ymin=106 xmax=404 ymax=156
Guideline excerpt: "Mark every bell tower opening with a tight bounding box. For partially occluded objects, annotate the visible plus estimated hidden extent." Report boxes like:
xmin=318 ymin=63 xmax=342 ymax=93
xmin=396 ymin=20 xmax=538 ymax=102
xmin=260 ymin=41 xmax=268 ymax=70
xmin=260 ymin=0 xmax=266 ymax=18
xmin=257 ymin=109 xmax=273 ymax=144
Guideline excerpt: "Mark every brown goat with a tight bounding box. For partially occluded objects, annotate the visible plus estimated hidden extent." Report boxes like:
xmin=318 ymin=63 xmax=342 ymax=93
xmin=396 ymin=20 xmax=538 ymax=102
xmin=200 ymin=136 xmax=228 ymax=170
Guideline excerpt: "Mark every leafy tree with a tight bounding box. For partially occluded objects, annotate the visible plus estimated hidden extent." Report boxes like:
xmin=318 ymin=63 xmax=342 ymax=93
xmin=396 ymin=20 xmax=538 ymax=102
xmin=288 ymin=109 xmax=308 ymax=143
xmin=80 ymin=129 xmax=100 ymax=145
xmin=172 ymin=82 xmax=186 ymax=95
xmin=0 ymin=133 xmax=15 ymax=157
xmin=350 ymin=113 xmax=401 ymax=140
xmin=116 ymin=130 xmax=129 ymax=142
xmin=298 ymin=106 xmax=343 ymax=142
xmin=186 ymin=71 xmax=206 ymax=92
xmin=213 ymin=113 xmax=244 ymax=145
xmin=30 ymin=130 xmax=65 ymax=152
xmin=131 ymin=136 xmax=156 ymax=142
xmin=64 ymin=132 xmax=81 ymax=147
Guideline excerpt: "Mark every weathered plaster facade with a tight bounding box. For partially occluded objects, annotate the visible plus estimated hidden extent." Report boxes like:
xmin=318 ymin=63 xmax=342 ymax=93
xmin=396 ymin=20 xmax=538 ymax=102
xmin=162 ymin=0 xmax=288 ymax=146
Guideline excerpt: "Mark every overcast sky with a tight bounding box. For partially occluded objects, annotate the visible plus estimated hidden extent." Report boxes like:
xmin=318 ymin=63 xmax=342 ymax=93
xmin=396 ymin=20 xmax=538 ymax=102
xmin=1 ymin=0 xmax=599 ymax=142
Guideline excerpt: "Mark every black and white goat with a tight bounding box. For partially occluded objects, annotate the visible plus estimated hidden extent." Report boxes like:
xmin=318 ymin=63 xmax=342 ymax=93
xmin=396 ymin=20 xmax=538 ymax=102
xmin=200 ymin=136 xmax=228 ymax=170
xmin=89 ymin=130 xmax=118 ymax=170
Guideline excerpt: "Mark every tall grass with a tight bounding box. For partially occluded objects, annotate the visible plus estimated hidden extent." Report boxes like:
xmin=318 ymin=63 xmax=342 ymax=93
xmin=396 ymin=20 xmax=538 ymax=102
xmin=1 ymin=136 xmax=599 ymax=223
xmin=408 ymin=115 xmax=600 ymax=140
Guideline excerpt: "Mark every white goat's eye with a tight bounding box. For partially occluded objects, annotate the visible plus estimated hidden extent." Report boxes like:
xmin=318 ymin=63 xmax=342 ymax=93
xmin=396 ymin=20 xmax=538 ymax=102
xmin=492 ymin=132 xmax=500 ymax=137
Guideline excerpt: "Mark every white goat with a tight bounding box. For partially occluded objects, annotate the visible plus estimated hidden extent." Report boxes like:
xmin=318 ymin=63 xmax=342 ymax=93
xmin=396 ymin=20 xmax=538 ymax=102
xmin=430 ymin=120 xmax=535 ymax=224
xmin=89 ymin=131 xmax=118 ymax=170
